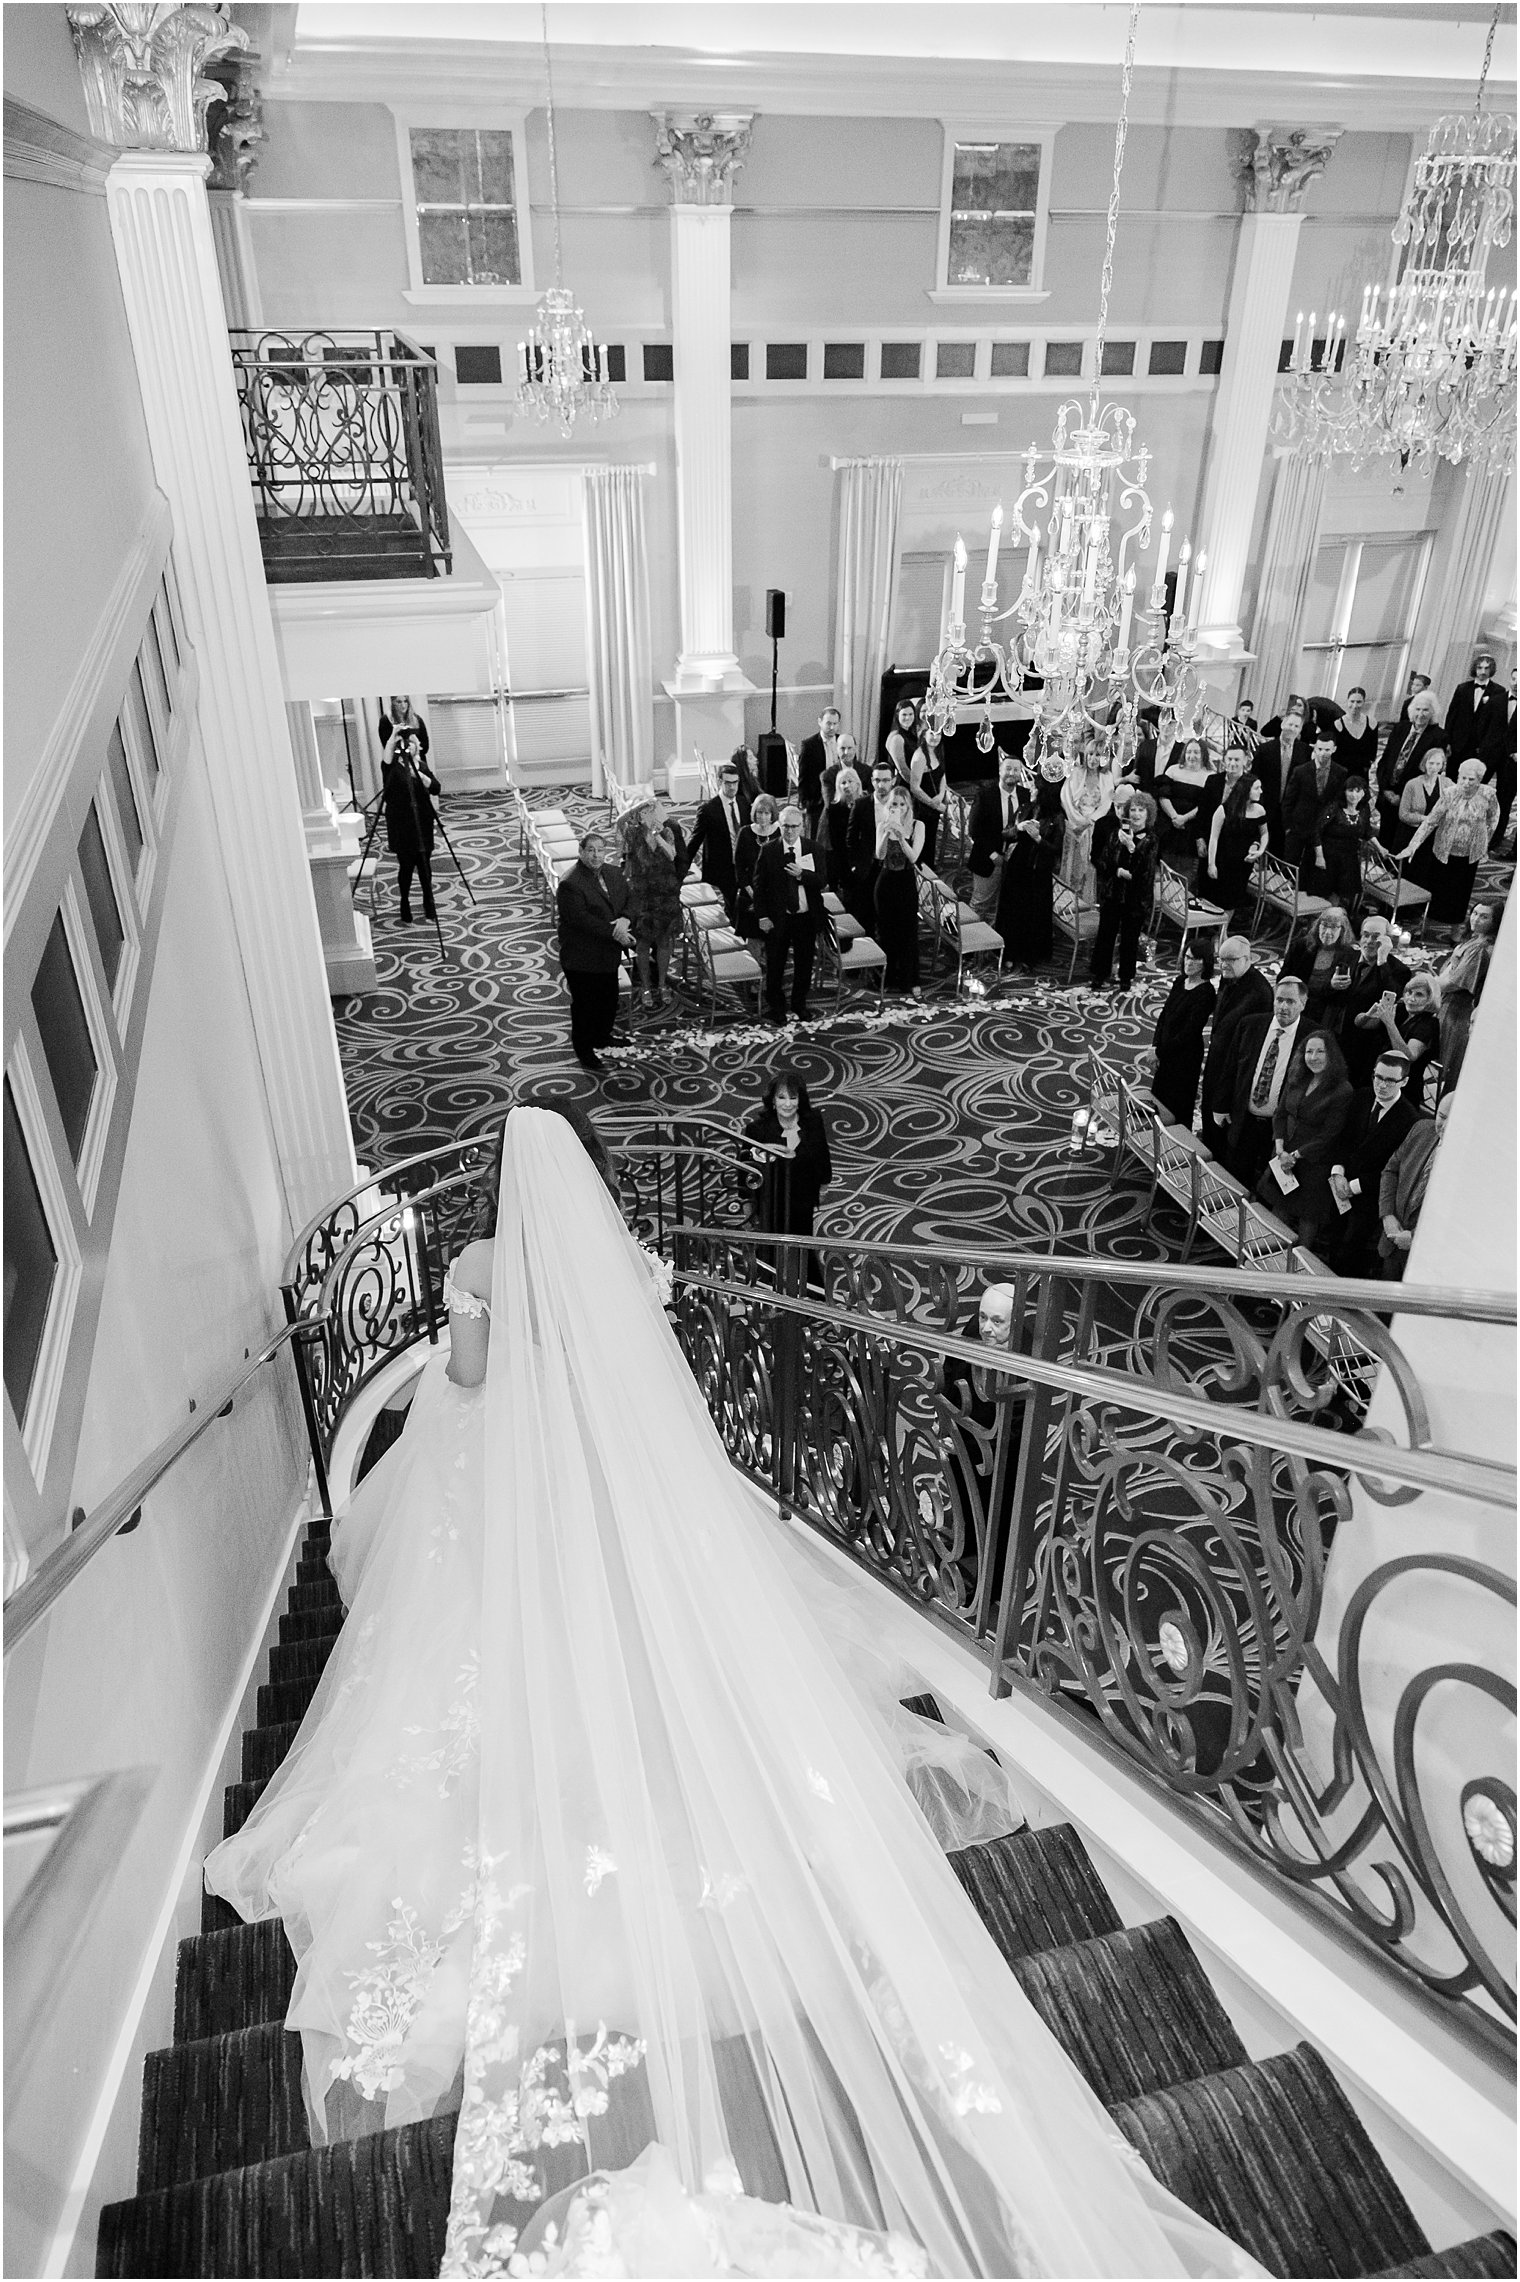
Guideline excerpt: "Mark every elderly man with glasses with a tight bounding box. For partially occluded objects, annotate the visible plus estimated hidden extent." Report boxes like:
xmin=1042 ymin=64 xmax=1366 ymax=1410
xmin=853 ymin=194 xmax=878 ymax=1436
xmin=1198 ymin=936 xmax=1273 ymax=1158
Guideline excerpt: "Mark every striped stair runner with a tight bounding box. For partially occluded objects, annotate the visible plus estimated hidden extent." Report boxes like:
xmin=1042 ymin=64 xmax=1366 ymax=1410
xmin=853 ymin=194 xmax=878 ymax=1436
xmin=99 ymin=1508 xmax=1515 ymax=2278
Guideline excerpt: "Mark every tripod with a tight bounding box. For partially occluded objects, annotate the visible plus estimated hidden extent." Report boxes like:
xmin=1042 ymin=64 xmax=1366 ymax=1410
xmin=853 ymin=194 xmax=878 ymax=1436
xmin=355 ymin=750 xmax=476 ymax=959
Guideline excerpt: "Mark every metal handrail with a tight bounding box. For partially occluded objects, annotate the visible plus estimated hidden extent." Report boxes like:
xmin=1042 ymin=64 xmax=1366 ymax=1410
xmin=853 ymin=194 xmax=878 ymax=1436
xmin=675 ymin=1268 xmax=1516 ymax=1511
xmin=3 ymin=1323 xmax=309 ymax=1656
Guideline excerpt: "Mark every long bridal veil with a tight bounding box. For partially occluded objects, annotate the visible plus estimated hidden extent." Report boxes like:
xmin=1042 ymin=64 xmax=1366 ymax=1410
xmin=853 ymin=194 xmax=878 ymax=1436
xmin=442 ymin=1109 xmax=1254 ymax=2277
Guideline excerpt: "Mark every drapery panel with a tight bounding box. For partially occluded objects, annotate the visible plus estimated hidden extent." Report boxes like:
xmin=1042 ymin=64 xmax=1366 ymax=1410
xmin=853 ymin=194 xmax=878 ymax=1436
xmin=583 ymin=466 xmax=655 ymax=793
xmin=1420 ymin=463 xmax=1514 ymax=702
xmin=834 ymin=458 xmax=904 ymax=765
xmin=1247 ymin=448 xmax=1329 ymax=719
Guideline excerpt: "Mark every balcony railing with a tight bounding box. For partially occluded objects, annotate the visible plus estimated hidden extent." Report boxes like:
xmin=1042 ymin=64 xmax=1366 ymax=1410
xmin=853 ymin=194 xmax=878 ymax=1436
xmin=228 ymin=329 xmax=452 ymax=583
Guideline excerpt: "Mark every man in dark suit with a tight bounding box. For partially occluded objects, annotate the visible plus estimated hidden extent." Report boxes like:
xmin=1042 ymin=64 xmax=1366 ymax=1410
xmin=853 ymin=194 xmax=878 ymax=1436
xmin=846 ymin=761 xmax=899 ymax=926
xmin=1499 ymin=664 xmax=1517 ymax=842
xmin=681 ymin=757 xmax=751 ymax=919
xmin=1199 ymin=936 xmax=1274 ymax=1159
xmin=1443 ymin=653 xmax=1505 ymax=773
xmin=966 ymin=752 xmax=1023 ymax=923
xmin=795 ymin=705 xmax=842 ymax=833
xmin=1342 ymin=914 xmax=1413 ymax=1088
xmin=1256 ymin=700 xmax=1308 ymax=854
xmin=555 ymin=828 xmax=632 ymax=1071
xmin=754 ymin=803 xmax=830 ymax=1022
xmin=1324 ymin=1052 xmax=1420 ymax=1276
xmin=1393 ymin=671 xmax=1432 ymax=737
xmin=1222 ymin=972 xmax=1308 ymax=1188
xmin=1281 ymin=732 xmax=1345 ymax=881
xmin=380 ymin=729 xmax=443 ymax=922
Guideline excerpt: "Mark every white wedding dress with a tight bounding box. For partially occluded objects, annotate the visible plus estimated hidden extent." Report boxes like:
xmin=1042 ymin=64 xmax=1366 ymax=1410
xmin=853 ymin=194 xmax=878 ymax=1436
xmin=206 ymin=1108 xmax=1258 ymax=2280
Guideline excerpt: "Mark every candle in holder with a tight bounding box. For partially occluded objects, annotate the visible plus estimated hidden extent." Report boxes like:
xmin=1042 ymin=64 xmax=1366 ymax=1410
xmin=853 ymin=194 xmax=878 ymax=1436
xmin=985 ymin=504 xmax=1004 ymax=591
xmin=1188 ymin=550 xmax=1208 ymax=632
xmin=951 ymin=535 xmax=967 ymax=626
xmin=1154 ymin=507 xmax=1173 ymax=595
xmin=1117 ymin=566 xmax=1136 ymax=654
xmin=1172 ymin=539 xmax=1192 ymax=624
xmin=1069 ymin=1107 xmax=1092 ymax=1154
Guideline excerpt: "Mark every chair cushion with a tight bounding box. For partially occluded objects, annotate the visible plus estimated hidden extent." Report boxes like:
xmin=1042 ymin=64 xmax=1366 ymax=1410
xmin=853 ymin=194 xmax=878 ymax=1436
xmin=958 ymin=921 xmax=1004 ymax=953
xmin=840 ymin=936 xmax=886 ymax=969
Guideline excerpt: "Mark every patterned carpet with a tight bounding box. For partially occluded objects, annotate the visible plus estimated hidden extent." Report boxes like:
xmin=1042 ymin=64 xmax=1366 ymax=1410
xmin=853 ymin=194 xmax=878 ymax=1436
xmin=335 ymin=787 xmax=1183 ymax=1262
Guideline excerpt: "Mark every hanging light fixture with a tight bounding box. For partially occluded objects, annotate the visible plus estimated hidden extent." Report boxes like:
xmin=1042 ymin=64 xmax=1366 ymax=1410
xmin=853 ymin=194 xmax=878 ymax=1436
xmin=515 ymin=4 xmax=618 ymax=438
xmin=1276 ymin=5 xmax=1516 ymax=473
xmin=922 ymin=0 xmax=1211 ymax=767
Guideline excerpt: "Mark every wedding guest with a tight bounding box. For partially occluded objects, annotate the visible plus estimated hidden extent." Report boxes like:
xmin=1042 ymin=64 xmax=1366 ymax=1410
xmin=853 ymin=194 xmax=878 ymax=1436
xmin=1199 ymin=936 xmax=1272 ymax=1158
xmin=1257 ymin=1027 xmax=1353 ymax=1248
xmin=819 ymin=765 xmax=863 ymax=896
xmin=682 ymin=757 xmax=751 ymax=920
xmin=1498 ymin=664 xmax=1517 ymax=842
xmin=1222 ymin=972 xmax=1309 ymax=1188
xmin=1343 ymin=914 xmax=1414 ymax=1088
xmin=874 ymin=783 xmax=925 ymax=993
xmin=555 ymin=827 xmax=633 ymax=1072
xmin=966 ymin=752 xmax=1023 ymax=924
xmin=819 ymin=733 xmax=861 ymax=816
xmin=1332 ymin=685 xmax=1378 ymax=778
xmin=1436 ymin=900 xmax=1498 ymax=1090
xmin=1201 ymin=767 xmax=1269 ymax=924
xmin=1154 ymin=735 xmax=1216 ymax=874
xmin=1404 ymin=756 xmax=1500 ymax=935
xmin=1256 ymin=699 xmax=1309 ymax=853
xmin=796 ymin=704 xmax=842 ymax=832
xmin=378 ymin=691 xmax=430 ymax=763
xmin=1325 ymin=1051 xmax=1419 ymax=1277
xmin=1087 ymin=789 xmax=1156 ymax=991
xmin=847 ymin=761 xmax=901 ymax=927
xmin=1141 ymin=943 xmax=1216 ymax=1128
xmin=1281 ymin=731 xmax=1346 ymax=882
xmin=380 ymin=727 xmax=442 ymax=924
xmin=734 ymin=792 xmax=780 ymax=939
xmin=1394 ymin=743 xmax=1448 ymax=870
xmin=1444 ymin=652 xmax=1506 ymax=773
xmin=754 ymin=804 xmax=829 ymax=1025
xmin=1060 ymin=745 xmax=1120 ymax=901
xmin=619 ymin=793 xmax=687 ymax=1011
xmin=1377 ymin=690 xmax=1442 ymax=835
xmin=909 ymin=728 xmax=949 ymax=873
xmin=884 ymin=695 xmax=921 ymax=800
xmin=1363 ymin=966 xmax=1442 ymax=1101
xmin=1317 ymin=775 xmax=1377 ymax=914
xmin=728 ymin=743 xmax=762 ymax=806
xmin=744 ymin=1069 xmax=833 ymax=1239
xmin=1228 ymin=697 xmax=1260 ymax=753
xmin=1282 ymin=905 xmax=1358 ymax=1027
xmin=1393 ymin=670 xmax=1432 ymax=737
xmin=941 ymin=1282 xmax=1027 ymax=1623
xmin=1378 ymin=1093 xmax=1452 ymax=1279
xmin=993 ymin=754 xmax=1060 ymax=969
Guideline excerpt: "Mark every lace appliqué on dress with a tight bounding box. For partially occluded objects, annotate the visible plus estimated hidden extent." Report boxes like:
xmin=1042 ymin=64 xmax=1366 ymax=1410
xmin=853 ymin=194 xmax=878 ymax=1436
xmin=445 ymin=1269 xmax=491 ymax=1319
xmin=331 ymin=1898 xmax=449 ymax=2100
xmin=397 ymin=1650 xmax=480 ymax=1795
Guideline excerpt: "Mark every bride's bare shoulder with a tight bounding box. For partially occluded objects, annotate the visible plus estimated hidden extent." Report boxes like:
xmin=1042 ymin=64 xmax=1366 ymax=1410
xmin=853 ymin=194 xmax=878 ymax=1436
xmin=450 ymin=1238 xmax=494 ymax=1300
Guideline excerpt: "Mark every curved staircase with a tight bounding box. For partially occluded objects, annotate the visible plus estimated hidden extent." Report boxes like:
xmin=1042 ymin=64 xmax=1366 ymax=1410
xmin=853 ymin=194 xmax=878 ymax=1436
xmin=98 ymin=1514 xmax=1515 ymax=2278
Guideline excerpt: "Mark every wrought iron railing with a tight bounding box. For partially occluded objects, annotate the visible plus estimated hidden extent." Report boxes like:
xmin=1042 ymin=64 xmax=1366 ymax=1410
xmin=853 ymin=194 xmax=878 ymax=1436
xmin=228 ymin=329 xmax=452 ymax=581
xmin=672 ymin=1227 xmax=1516 ymax=2046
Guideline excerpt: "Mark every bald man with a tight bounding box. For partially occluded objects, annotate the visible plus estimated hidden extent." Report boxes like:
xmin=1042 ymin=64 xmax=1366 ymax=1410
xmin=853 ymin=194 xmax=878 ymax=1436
xmin=1198 ymin=936 xmax=1273 ymax=1159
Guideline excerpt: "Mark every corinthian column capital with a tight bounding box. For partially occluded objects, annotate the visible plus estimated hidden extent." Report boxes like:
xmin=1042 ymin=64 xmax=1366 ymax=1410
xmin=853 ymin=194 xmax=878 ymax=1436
xmin=206 ymin=47 xmax=264 ymax=190
xmin=1236 ymin=124 xmax=1344 ymax=213
xmin=67 ymin=3 xmax=247 ymax=155
xmin=651 ymin=111 xmax=755 ymax=206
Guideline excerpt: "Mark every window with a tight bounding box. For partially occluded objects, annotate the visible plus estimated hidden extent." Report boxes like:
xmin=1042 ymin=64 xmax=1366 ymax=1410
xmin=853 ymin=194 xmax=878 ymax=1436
xmin=126 ymin=660 xmax=160 ymax=783
xmin=935 ymin=341 xmax=976 ymax=380
xmin=410 ymin=128 xmax=519 ymax=285
xmin=1101 ymin=341 xmax=1135 ymax=377
xmin=106 ymin=722 xmax=144 ymax=874
xmin=880 ymin=341 xmax=922 ymax=381
xmin=31 ymin=913 xmax=97 ymax=1166
xmin=455 ymin=343 xmax=502 ymax=385
xmin=78 ymin=805 xmax=125 ymax=993
xmin=1148 ymin=340 xmax=1188 ymax=376
xmin=766 ymin=343 xmax=808 ymax=381
xmin=936 ymin=129 xmax=1055 ymax=297
xmin=990 ymin=341 xmax=1030 ymax=378
xmin=4 ymin=1078 xmax=57 ymax=1427
xmin=602 ymin=344 xmax=627 ymax=384
xmin=730 ymin=343 xmax=750 ymax=381
xmin=823 ymin=343 xmax=865 ymax=380
xmin=1199 ymin=339 xmax=1225 ymax=376
xmin=1044 ymin=340 xmax=1084 ymax=378
xmin=642 ymin=343 xmax=673 ymax=383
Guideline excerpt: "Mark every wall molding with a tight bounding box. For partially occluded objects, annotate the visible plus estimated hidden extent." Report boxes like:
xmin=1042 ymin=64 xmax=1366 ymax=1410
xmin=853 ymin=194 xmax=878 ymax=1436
xmin=4 ymin=494 xmax=174 ymax=935
xmin=3 ymin=97 xmax=116 ymax=196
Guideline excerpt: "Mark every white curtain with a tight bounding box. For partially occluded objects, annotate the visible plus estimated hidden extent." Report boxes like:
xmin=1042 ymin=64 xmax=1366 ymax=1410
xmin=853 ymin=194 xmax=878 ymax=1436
xmin=1247 ymin=448 xmax=1329 ymax=718
xmin=582 ymin=466 xmax=655 ymax=794
xmin=835 ymin=458 xmax=904 ymax=764
xmin=1419 ymin=462 xmax=1513 ymax=703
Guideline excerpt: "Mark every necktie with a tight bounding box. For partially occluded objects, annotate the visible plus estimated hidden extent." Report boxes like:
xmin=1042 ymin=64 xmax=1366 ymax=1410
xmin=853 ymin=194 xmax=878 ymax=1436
xmin=724 ymin=802 xmax=736 ymax=842
xmin=1250 ymin=1026 xmax=1284 ymax=1114
xmin=1003 ymin=793 xmax=1013 ymax=831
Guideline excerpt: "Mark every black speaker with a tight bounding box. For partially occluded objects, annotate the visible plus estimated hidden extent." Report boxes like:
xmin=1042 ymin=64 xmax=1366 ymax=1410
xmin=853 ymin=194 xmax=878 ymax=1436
xmin=765 ymin=588 xmax=787 ymax=641
xmin=756 ymin=730 xmax=789 ymax=798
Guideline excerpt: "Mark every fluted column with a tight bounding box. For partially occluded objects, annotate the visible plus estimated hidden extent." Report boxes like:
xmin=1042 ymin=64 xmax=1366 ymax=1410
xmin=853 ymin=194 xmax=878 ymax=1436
xmin=1194 ymin=126 xmax=1343 ymax=683
xmin=653 ymin=112 xmax=755 ymax=771
xmin=206 ymin=42 xmax=263 ymax=327
xmin=104 ymin=149 xmax=357 ymax=1205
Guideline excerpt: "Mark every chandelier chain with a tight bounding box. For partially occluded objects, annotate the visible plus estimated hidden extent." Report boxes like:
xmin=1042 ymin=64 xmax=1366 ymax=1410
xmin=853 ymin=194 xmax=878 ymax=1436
xmin=1475 ymin=0 xmax=1500 ymax=116
xmin=1092 ymin=0 xmax=1142 ymax=419
xmin=542 ymin=2 xmax=563 ymax=289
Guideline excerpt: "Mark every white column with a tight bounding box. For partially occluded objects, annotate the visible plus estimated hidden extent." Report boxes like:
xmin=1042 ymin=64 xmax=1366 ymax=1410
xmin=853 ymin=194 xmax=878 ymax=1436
xmin=653 ymin=113 xmax=756 ymax=769
xmin=286 ymin=700 xmax=332 ymax=833
xmin=207 ymin=187 xmax=261 ymax=330
xmin=105 ymin=151 xmax=356 ymax=1222
xmin=1194 ymin=126 xmax=1343 ymax=676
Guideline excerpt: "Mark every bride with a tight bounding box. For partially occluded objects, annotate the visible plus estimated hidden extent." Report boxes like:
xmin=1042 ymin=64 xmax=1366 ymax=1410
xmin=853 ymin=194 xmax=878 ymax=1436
xmin=206 ymin=1107 xmax=1256 ymax=2279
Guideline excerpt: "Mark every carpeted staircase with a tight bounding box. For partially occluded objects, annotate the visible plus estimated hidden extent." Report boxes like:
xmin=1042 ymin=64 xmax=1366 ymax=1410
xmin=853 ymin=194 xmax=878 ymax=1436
xmin=98 ymin=1514 xmax=1515 ymax=2279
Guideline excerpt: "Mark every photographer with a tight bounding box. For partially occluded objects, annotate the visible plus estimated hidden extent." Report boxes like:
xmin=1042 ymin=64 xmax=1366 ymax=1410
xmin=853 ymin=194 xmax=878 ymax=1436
xmin=380 ymin=727 xmax=443 ymax=924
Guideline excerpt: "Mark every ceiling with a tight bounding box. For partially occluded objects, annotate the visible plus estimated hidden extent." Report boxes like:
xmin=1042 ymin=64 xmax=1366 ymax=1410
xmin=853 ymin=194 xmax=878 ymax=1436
xmin=256 ymin=1 xmax=1518 ymax=123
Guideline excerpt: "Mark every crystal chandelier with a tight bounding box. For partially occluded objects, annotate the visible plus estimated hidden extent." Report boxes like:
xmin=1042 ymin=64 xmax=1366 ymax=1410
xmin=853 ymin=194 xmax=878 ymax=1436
xmin=515 ymin=5 xmax=618 ymax=438
xmin=922 ymin=0 xmax=1212 ymax=767
xmin=1276 ymin=7 xmax=1516 ymax=473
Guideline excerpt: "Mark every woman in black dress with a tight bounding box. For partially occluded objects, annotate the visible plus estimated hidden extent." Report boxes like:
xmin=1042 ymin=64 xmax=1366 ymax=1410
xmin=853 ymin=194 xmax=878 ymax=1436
xmin=993 ymin=760 xmax=1060 ymax=967
xmin=1281 ymin=905 xmax=1358 ymax=1029
xmin=1143 ymin=944 xmax=1216 ymax=1128
xmin=1155 ymin=736 xmax=1217 ymax=876
xmin=1201 ymin=770 xmax=1268 ymax=924
xmin=733 ymin=793 xmax=779 ymax=940
xmin=909 ymin=730 xmax=949 ymax=874
xmin=744 ymin=1069 xmax=833 ymax=1238
xmin=873 ymin=784 xmax=926 ymax=992
xmin=1317 ymin=776 xmax=1376 ymax=916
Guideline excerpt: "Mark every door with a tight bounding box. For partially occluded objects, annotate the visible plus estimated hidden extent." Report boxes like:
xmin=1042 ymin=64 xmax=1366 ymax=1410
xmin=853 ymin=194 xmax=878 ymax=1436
xmin=1295 ymin=533 xmax=1434 ymax=717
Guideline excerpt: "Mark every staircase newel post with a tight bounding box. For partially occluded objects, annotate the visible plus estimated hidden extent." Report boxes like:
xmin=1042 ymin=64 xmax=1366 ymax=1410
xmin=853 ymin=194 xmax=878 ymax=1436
xmin=989 ymin=1270 xmax=1071 ymax=1697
